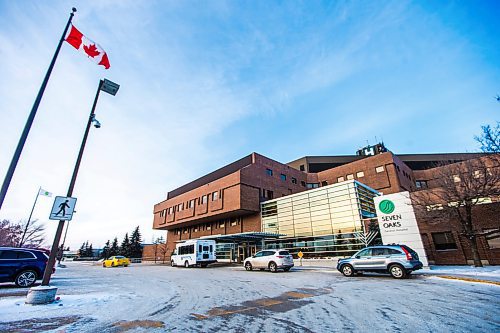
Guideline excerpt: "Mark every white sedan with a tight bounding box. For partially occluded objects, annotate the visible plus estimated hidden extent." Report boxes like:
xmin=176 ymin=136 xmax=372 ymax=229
xmin=243 ymin=250 xmax=294 ymax=272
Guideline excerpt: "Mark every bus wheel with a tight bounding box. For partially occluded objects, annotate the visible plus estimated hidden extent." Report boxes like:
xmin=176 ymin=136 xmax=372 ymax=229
xmin=184 ymin=261 xmax=190 ymax=268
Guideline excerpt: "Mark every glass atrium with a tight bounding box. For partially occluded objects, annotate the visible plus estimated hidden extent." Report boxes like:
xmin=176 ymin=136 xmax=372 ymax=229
xmin=261 ymin=180 xmax=379 ymax=258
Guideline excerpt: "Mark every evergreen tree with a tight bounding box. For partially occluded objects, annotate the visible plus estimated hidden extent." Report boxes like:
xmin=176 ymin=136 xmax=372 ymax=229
xmin=87 ymin=243 xmax=94 ymax=258
xmin=110 ymin=237 xmax=119 ymax=256
xmin=120 ymin=233 xmax=130 ymax=257
xmin=129 ymin=226 xmax=143 ymax=258
xmin=101 ymin=240 xmax=110 ymax=259
xmin=78 ymin=242 xmax=86 ymax=257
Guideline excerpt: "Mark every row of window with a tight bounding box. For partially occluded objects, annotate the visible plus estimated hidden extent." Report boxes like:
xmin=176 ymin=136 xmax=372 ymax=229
xmin=265 ymin=168 xmax=299 ymax=184
xmin=173 ymin=218 xmax=241 ymax=235
xmin=321 ymin=166 xmax=386 ymax=187
xmin=159 ymin=190 xmax=223 ymax=218
xmin=395 ymin=164 xmax=412 ymax=181
xmin=431 ymin=230 xmax=499 ymax=250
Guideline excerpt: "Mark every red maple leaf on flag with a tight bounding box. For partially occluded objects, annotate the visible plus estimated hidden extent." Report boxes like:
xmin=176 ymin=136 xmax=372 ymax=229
xmin=83 ymin=44 xmax=100 ymax=58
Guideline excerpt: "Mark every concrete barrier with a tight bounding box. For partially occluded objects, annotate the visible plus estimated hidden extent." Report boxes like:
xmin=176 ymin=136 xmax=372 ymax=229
xmin=25 ymin=286 xmax=58 ymax=305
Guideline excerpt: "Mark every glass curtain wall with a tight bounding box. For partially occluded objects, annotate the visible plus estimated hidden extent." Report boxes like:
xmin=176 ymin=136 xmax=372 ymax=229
xmin=261 ymin=180 xmax=379 ymax=258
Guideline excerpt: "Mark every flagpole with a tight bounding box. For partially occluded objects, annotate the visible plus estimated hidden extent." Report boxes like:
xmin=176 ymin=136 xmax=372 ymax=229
xmin=19 ymin=186 xmax=41 ymax=247
xmin=0 ymin=7 xmax=77 ymax=212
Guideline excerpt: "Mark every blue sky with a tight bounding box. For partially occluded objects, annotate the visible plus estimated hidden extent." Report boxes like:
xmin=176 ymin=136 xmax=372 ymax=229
xmin=0 ymin=0 xmax=498 ymax=249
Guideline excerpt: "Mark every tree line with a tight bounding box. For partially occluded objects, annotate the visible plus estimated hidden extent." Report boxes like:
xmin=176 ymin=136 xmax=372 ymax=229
xmin=96 ymin=226 xmax=143 ymax=259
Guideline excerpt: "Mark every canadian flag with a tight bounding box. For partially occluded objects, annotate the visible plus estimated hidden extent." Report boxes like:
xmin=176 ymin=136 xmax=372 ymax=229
xmin=65 ymin=25 xmax=110 ymax=69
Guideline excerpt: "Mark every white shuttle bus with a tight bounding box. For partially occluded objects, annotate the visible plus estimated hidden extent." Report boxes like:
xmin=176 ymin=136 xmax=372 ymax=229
xmin=171 ymin=239 xmax=217 ymax=268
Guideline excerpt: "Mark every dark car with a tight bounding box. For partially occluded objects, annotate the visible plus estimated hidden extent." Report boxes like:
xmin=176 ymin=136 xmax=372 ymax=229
xmin=337 ymin=245 xmax=423 ymax=279
xmin=0 ymin=247 xmax=50 ymax=287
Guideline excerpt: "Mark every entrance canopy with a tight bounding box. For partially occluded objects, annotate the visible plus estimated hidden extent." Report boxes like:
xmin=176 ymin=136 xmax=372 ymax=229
xmin=198 ymin=232 xmax=285 ymax=243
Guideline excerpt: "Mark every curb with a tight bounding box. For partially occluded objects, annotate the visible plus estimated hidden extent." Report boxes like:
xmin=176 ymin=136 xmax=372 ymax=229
xmin=435 ymin=275 xmax=500 ymax=286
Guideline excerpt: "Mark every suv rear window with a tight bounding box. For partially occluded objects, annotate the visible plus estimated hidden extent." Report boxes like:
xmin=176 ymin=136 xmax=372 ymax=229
xmin=0 ymin=250 xmax=18 ymax=259
xmin=0 ymin=250 xmax=35 ymax=259
xmin=17 ymin=251 xmax=36 ymax=259
xmin=278 ymin=251 xmax=290 ymax=256
xmin=388 ymin=248 xmax=402 ymax=255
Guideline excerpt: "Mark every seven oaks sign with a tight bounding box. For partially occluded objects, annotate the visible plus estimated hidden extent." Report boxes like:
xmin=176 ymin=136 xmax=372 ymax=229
xmin=374 ymin=192 xmax=429 ymax=266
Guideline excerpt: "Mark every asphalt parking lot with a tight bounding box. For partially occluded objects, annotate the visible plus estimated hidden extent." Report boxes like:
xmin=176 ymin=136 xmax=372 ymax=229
xmin=0 ymin=262 xmax=499 ymax=332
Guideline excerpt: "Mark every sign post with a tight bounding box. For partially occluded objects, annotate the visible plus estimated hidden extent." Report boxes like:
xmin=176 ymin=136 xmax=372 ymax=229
xmin=298 ymin=251 xmax=303 ymax=266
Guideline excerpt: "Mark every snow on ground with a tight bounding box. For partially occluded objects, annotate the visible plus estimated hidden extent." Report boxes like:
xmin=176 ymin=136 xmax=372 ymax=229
xmin=0 ymin=261 xmax=499 ymax=332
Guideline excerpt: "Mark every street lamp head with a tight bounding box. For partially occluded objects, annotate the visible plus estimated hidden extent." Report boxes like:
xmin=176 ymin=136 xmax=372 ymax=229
xmin=101 ymin=79 xmax=120 ymax=96
xmin=91 ymin=116 xmax=101 ymax=128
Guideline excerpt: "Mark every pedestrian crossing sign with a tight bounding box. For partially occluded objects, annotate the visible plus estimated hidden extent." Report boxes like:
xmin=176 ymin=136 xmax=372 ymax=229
xmin=49 ymin=196 xmax=77 ymax=221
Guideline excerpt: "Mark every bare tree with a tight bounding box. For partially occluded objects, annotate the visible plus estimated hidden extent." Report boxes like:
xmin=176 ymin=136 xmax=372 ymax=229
xmin=475 ymin=95 xmax=500 ymax=153
xmin=412 ymin=155 xmax=500 ymax=267
xmin=158 ymin=243 xmax=170 ymax=264
xmin=0 ymin=219 xmax=20 ymax=246
xmin=0 ymin=219 xmax=45 ymax=248
xmin=475 ymin=122 xmax=500 ymax=153
xmin=18 ymin=219 xmax=45 ymax=248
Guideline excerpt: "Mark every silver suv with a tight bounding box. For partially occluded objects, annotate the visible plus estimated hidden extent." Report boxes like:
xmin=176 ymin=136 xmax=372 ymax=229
xmin=244 ymin=250 xmax=294 ymax=272
xmin=337 ymin=245 xmax=423 ymax=279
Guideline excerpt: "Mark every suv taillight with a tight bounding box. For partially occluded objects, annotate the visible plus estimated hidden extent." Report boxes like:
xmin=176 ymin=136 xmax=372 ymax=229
xmin=401 ymin=247 xmax=412 ymax=260
xmin=276 ymin=255 xmax=284 ymax=258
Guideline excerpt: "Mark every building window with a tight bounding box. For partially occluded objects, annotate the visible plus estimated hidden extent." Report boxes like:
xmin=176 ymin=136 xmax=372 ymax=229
xmin=453 ymin=175 xmax=461 ymax=183
xmin=321 ymin=181 xmax=328 ymax=186
xmin=219 ymin=221 xmax=225 ymax=228
xmin=201 ymin=195 xmax=207 ymax=204
xmin=178 ymin=203 xmax=184 ymax=211
xmin=193 ymin=226 xmax=198 ymax=232
xmin=230 ymin=219 xmax=237 ymax=226
xmin=347 ymin=174 xmax=354 ymax=180
xmin=189 ymin=199 xmax=195 ymax=209
xmin=484 ymin=229 xmax=500 ymax=249
xmin=212 ymin=191 xmax=218 ymax=201
xmin=299 ymin=165 xmax=305 ymax=171
xmin=280 ymin=174 xmax=287 ymax=181
xmin=266 ymin=168 xmax=273 ymax=176
xmin=357 ymin=171 xmax=364 ymax=178
xmin=337 ymin=176 xmax=344 ymax=182
xmin=432 ymin=232 xmax=458 ymax=250
xmin=416 ymin=180 xmax=428 ymax=189
xmin=306 ymin=183 xmax=319 ymax=189
xmin=291 ymin=177 xmax=297 ymax=184
xmin=375 ymin=166 xmax=385 ymax=173
xmin=301 ymin=181 xmax=306 ymax=187
xmin=267 ymin=190 xmax=274 ymax=199
xmin=159 ymin=210 xmax=164 ymax=217
xmin=206 ymin=224 xmax=211 ymax=230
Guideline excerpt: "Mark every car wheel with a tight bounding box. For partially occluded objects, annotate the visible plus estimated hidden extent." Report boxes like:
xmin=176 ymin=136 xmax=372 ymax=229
xmin=184 ymin=261 xmax=190 ymax=268
xmin=389 ymin=264 xmax=407 ymax=279
xmin=124 ymin=265 xmax=128 ymax=267
xmin=201 ymin=263 xmax=208 ymax=268
xmin=283 ymin=267 xmax=291 ymax=272
xmin=341 ymin=264 xmax=355 ymax=277
xmin=15 ymin=270 xmax=37 ymax=287
xmin=103 ymin=263 xmax=106 ymax=267
xmin=245 ymin=262 xmax=253 ymax=271
xmin=171 ymin=260 xmax=175 ymax=267
xmin=269 ymin=262 xmax=278 ymax=273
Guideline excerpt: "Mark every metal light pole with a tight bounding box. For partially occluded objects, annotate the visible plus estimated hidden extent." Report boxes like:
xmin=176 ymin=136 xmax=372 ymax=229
xmin=42 ymin=79 xmax=120 ymax=286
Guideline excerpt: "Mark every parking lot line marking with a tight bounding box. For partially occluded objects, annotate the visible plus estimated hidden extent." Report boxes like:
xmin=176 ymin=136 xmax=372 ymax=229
xmin=254 ymin=299 xmax=283 ymax=306
xmin=436 ymin=275 xmax=500 ymax=286
xmin=285 ymin=291 xmax=314 ymax=299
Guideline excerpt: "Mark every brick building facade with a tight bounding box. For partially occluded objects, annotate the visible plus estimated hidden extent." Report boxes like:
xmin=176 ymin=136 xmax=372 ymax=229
xmin=151 ymin=146 xmax=499 ymax=265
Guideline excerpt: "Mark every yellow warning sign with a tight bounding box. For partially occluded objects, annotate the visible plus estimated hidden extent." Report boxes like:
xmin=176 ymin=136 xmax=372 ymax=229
xmin=297 ymin=251 xmax=303 ymax=258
